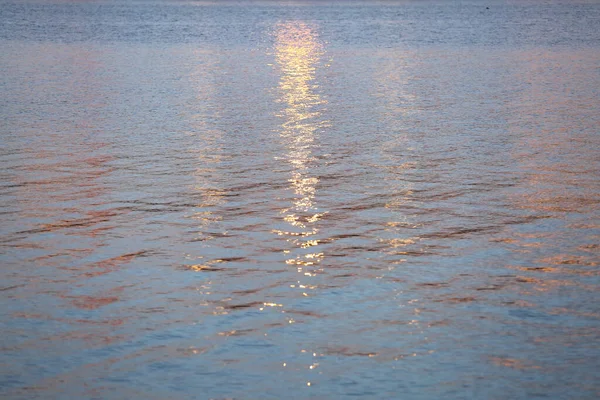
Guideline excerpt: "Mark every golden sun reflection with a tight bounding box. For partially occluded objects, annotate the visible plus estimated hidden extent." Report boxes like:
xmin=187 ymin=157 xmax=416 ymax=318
xmin=182 ymin=50 xmax=226 ymax=278
xmin=372 ymin=51 xmax=420 ymax=262
xmin=274 ymin=21 xmax=328 ymax=283
xmin=187 ymin=50 xmax=225 ymax=241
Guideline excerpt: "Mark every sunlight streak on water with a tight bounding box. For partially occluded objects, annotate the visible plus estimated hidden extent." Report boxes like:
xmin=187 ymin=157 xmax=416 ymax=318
xmin=275 ymin=21 xmax=327 ymax=289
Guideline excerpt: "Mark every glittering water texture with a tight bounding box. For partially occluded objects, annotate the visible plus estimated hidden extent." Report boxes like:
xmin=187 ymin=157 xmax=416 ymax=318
xmin=1 ymin=1 xmax=599 ymax=399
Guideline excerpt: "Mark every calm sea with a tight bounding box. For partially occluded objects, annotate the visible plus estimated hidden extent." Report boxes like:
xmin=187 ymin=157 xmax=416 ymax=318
xmin=1 ymin=0 xmax=599 ymax=398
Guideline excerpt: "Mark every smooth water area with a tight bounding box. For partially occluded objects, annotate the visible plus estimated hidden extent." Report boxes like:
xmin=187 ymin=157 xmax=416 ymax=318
xmin=1 ymin=1 xmax=599 ymax=398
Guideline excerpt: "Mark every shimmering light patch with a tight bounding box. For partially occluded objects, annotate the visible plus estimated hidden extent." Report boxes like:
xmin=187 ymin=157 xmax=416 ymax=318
xmin=275 ymin=22 xmax=324 ymax=214
xmin=386 ymin=238 xmax=418 ymax=247
xmin=263 ymin=302 xmax=283 ymax=307
xmin=274 ymin=21 xmax=328 ymax=297
xmin=301 ymin=240 xmax=320 ymax=248
xmin=186 ymin=264 xmax=213 ymax=271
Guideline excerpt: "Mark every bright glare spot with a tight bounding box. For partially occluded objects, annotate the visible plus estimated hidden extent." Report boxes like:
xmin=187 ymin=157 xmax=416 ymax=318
xmin=263 ymin=302 xmax=283 ymax=307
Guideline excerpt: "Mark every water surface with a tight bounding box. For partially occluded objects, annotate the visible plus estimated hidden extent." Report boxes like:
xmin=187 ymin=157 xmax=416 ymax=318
xmin=1 ymin=1 xmax=599 ymax=398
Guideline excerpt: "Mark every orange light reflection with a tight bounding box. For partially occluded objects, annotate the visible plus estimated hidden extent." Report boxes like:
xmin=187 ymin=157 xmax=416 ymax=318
xmin=274 ymin=21 xmax=327 ymax=288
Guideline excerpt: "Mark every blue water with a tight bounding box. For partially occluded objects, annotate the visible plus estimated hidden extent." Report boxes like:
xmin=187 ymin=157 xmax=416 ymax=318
xmin=1 ymin=1 xmax=599 ymax=398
